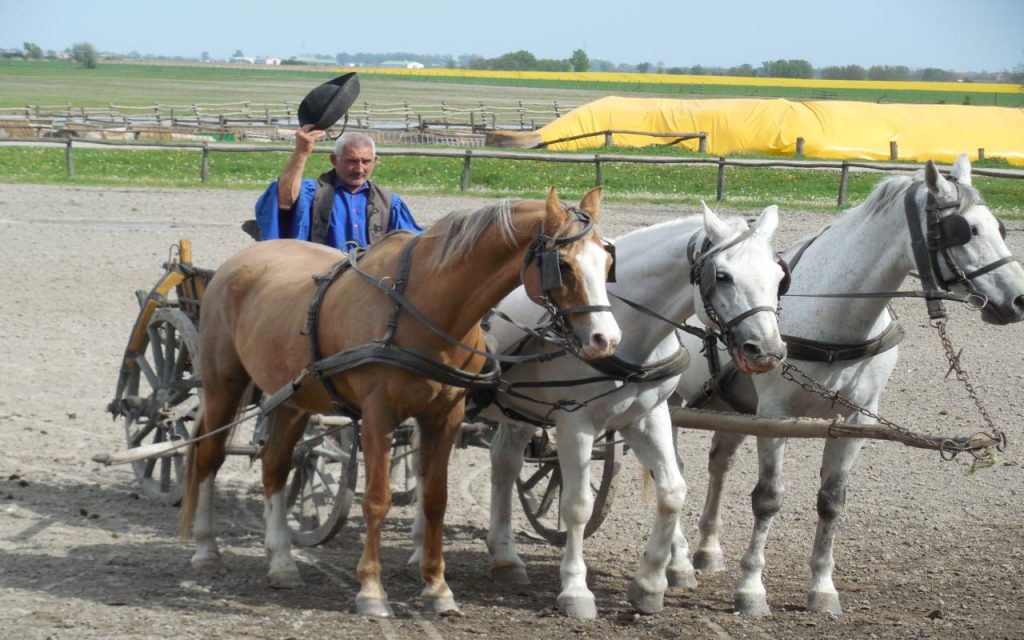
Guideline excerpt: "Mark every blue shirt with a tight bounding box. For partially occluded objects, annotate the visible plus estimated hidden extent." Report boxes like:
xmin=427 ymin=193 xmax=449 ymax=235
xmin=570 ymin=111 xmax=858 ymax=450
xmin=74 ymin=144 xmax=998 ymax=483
xmin=254 ymin=177 xmax=422 ymax=249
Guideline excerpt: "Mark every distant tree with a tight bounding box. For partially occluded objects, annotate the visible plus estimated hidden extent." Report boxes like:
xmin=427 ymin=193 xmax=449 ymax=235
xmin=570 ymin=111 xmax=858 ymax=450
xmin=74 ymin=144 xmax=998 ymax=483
xmin=445 ymin=55 xmax=456 ymax=69
xmin=536 ymin=58 xmax=572 ymax=72
xmin=636 ymin=62 xmax=652 ymax=73
xmin=201 ymin=51 xmax=210 ymax=62
xmin=867 ymin=65 xmax=909 ymax=81
xmin=233 ymin=49 xmax=244 ymax=57
xmin=591 ymin=59 xmax=616 ymax=72
xmin=820 ymin=64 xmax=866 ymax=80
xmin=689 ymin=65 xmax=707 ymax=76
xmin=761 ymin=59 xmax=813 ymax=78
xmin=71 ymin=42 xmax=98 ymax=68
xmin=916 ymin=67 xmax=955 ymax=82
xmin=23 ymin=42 xmax=43 ymax=59
xmin=1013 ymin=62 xmax=1024 ymax=88
xmin=570 ymin=48 xmax=589 ymax=72
xmin=726 ymin=64 xmax=757 ymax=77
xmin=665 ymin=67 xmax=687 ymax=75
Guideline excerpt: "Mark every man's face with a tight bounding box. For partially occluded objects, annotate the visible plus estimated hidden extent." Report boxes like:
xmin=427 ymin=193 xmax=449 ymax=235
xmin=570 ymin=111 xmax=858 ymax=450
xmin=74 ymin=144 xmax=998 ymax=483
xmin=331 ymin=143 xmax=377 ymax=192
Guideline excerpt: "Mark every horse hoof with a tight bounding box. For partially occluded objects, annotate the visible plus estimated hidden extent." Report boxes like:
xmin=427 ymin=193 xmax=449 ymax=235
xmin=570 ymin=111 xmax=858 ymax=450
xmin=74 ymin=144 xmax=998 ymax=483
xmin=424 ymin=595 xmax=463 ymax=617
xmin=190 ymin=556 xmax=225 ymax=574
xmin=808 ymin=590 xmax=843 ymax=615
xmin=666 ymin=568 xmax=698 ymax=589
xmin=558 ymin=593 xmax=598 ymax=620
xmin=734 ymin=591 xmax=772 ymax=617
xmin=627 ymin=582 xmax=665 ymax=615
xmin=488 ymin=563 xmax=530 ymax=586
xmin=268 ymin=569 xmax=304 ymax=589
xmin=355 ymin=596 xmax=394 ymax=618
xmin=692 ymin=550 xmax=726 ymax=573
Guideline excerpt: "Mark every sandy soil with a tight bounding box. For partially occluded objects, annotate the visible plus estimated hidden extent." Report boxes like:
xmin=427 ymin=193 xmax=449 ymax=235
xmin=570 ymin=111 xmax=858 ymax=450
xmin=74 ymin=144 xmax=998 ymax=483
xmin=0 ymin=183 xmax=1022 ymax=639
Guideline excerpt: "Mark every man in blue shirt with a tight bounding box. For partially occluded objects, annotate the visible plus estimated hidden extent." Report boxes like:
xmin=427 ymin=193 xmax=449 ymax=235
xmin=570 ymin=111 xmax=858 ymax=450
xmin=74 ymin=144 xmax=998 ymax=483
xmin=254 ymin=127 xmax=422 ymax=248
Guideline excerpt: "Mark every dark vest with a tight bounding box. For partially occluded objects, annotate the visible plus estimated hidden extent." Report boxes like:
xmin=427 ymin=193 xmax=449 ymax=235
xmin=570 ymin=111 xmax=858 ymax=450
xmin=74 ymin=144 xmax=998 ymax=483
xmin=309 ymin=170 xmax=393 ymax=247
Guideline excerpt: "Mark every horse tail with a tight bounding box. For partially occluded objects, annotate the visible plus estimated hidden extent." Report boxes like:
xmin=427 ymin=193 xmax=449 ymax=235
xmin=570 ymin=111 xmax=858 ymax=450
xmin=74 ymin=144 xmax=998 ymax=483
xmin=179 ymin=398 xmax=204 ymax=540
xmin=178 ymin=384 xmax=252 ymax=539
xmin=641 ymin=468 xmax=655 ymax=506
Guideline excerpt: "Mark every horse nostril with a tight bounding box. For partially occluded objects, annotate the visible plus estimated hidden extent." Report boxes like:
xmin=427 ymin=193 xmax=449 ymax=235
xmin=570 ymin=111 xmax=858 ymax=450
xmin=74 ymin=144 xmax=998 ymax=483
xmin=592 ymin=333 xmax=609 ymax=352
xmin=1014 ymin=294 xmax=1024 ymax=312
xmin=742 ymin=342 xmax=764 ymax=359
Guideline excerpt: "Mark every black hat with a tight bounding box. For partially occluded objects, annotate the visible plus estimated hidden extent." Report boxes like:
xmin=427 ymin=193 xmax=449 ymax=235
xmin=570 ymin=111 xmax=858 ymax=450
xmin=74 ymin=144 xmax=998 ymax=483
xmin=297 ymin=72 xmax=360 ymax=130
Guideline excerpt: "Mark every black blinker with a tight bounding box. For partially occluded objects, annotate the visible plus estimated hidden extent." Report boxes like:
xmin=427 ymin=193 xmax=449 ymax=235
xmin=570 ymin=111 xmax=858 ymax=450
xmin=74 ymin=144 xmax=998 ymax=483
xmin=539 ymin=249 xmax=563 ymax=291
xmin=777 ymin=256 xmax=792 ymax=296
xmin=939 ymin=214 xmax=973 ymax=248
xmin=604 ymin=242 xmax=616 ymax=283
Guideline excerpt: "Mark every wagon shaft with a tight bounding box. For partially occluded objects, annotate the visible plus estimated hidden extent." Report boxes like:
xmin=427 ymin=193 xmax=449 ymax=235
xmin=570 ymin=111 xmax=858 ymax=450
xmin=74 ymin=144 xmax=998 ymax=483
xmin=669 ymin=407 xmax=1003 ymax=453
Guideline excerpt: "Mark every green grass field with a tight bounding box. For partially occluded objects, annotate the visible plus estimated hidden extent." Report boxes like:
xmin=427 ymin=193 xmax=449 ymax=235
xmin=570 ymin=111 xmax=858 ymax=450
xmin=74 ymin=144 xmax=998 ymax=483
xmin=2 ymin=60 xmax=1022 ymax=216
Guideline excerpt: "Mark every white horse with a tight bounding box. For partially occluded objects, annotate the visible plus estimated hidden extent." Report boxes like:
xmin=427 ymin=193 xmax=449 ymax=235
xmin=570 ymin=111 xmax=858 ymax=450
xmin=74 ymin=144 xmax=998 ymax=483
xmin=674 ymin=154 xmax=1024 ymax=616
xmin=411 ymin=203 xmax=789 ymax=619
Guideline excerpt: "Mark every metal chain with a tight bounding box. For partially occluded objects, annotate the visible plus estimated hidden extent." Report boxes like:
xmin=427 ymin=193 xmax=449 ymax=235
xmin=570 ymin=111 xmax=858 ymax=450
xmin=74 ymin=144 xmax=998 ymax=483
xmin=933 ymin=319 xmax=1007 ymax=454
xmin=781 ymin=317 xmax=1006 ymax=462
xmin=779 ymin=362 xmax=940 ymax=451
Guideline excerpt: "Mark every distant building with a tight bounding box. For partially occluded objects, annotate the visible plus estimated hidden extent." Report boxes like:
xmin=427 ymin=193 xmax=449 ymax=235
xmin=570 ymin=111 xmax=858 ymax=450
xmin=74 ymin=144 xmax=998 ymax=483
xmin=254 ymin=57 xmax=281 ymax=65
xmin=379 ymin=60 xmax=425 ymax=69
xmin=230 ymin=56 xmax=255 ymax=64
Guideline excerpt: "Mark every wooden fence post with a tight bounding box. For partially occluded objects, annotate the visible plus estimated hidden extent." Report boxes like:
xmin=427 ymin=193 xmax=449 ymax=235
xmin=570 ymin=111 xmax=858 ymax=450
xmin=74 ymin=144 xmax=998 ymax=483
xmin=889 ymin=141 xmax=898 ymax=161
xmin=200 ymin=144 xmax=209 ymax=183
xmin=795 ymin=137 xmax=805 ymax=158
xmin=595 ymin=155 xmax=603 ymax=187
xmin=460 ymin=150 xmax=472 ymax=192
xmin=604 ymin=131 xmax=613 ymax=148
xmin=716 ymin=157 xmax=726 ymax=201
xmin=978 ymin=147 xmax=986 ymax=161
xmin=838 ymin=160 xmax=849 ymax=207
xmin=698 ymin=134 xmax=707 ymax=154
xmin=65 ymin=139 xmax=74 ymax=178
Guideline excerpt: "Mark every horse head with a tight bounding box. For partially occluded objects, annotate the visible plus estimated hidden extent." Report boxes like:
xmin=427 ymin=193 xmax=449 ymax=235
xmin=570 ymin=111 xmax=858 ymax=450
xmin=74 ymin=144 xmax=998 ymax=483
xmin=691 ymin=203 xmax=788 ymax=373
xmin=920 ymin=154 xmax=1024 ymax=325
xmin=521 ymin=187 xmax=621 ymax=360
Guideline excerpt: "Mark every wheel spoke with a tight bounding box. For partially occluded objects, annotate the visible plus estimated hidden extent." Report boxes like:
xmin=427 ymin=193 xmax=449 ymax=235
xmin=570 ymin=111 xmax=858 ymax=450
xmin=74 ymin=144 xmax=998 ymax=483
xmin=520 ymin=460 xmax=556 ymax=493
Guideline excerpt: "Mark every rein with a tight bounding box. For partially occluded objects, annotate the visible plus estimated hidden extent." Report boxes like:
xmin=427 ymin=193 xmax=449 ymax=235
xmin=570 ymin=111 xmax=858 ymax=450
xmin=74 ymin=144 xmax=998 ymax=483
xmin=257 ymin=206 xmax=606 ymax=421
xmin=483 ymin=223 xmax=778 ymax=427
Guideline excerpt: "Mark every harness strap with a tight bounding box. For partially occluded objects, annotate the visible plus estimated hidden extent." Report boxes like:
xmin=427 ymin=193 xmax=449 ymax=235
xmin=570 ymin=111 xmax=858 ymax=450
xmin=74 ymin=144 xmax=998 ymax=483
xmin=783 ymin=319 xmax=905 ymax=365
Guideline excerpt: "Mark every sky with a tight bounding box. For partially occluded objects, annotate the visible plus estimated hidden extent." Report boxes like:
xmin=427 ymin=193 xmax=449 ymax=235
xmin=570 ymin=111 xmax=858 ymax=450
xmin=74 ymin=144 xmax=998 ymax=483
xmin=1 ymin=0 xmax=1022 ymax=73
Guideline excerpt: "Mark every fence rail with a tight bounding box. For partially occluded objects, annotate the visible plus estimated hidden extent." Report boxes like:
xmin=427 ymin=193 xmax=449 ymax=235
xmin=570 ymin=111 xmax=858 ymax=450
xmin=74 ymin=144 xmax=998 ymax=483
xmin=5 ymin=137 xmax=1022 ymax=206
xmin=0 ymin=99 xmax=576 ymax=145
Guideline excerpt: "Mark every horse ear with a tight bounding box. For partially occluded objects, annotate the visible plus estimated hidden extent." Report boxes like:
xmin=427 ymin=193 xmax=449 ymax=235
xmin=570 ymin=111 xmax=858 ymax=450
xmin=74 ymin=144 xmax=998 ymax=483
xmin=579 ymin=186 xmax=603 ymax=222
xmin=950 ymin=153 xmax=973 ymax=186
xmin=702 ymin=200 xmax=729 ymax=242
xmin=924 ymin=159 xmax=945 ymax=193
xmin=753 ymin=205 xmax=779 ymax=240
xmin=545 ymin=186 xmax=561 ymax=216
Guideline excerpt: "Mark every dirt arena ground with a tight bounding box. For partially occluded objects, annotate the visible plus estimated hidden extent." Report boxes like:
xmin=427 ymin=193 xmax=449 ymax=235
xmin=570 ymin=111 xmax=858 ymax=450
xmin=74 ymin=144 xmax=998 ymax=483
xmin=1 ymin=183 xmax=1022 ymax=639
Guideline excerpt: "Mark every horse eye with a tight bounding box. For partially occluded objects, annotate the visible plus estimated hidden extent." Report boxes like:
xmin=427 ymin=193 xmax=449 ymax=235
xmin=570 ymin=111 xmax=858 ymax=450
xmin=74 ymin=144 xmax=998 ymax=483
xmin=716 ymin=271 xmax=733 ymax=283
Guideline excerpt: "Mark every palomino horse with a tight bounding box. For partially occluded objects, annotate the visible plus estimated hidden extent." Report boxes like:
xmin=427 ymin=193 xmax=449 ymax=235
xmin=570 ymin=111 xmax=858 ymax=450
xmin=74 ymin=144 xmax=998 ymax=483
xmin=675 ymin=155 xmax=1024 ymax=616
xmin=180 ymin=187 xmax=621 ymax=617
xmin=409 ymin=204 xmax=789 ymax=618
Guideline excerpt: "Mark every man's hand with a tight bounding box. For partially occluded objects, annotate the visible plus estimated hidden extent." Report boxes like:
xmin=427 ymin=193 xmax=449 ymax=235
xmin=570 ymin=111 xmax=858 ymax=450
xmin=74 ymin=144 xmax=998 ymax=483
xmin=294 ymin=124 xmax=326 ymax=155
xmin=280 ymin=125 xmax=325 ymax=210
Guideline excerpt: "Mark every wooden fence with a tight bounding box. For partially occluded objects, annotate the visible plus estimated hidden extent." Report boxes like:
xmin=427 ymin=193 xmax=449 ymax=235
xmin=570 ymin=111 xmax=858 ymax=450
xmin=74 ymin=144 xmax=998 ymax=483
xmin=8 ymin=137 xmax=1023 ymax=206
xmin=0 ymin=99 xmax=576 ymax=143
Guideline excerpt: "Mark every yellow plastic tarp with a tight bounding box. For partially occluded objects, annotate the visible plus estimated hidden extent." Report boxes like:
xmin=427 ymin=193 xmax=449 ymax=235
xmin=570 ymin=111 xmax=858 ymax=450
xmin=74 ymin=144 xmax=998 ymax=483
xmin=536 ymin=97 xmax=1024 ymax=166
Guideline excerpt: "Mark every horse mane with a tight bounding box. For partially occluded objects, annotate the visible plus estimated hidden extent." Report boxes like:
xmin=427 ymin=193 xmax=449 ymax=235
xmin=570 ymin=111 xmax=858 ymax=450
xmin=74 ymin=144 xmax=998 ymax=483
xmin=425 ymin=199 xmax=516 ymax=270
xmin=845 ymin=172 xmax=984 ymax=223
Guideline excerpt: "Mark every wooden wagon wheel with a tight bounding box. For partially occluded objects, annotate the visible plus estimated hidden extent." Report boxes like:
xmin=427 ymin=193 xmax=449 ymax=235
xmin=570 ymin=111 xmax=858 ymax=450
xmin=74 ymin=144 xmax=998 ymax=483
xmin=119 ymin=308 xmax=201 ymax=506
xmin=286 ymin=422 xmax=358 ymax=547
xmin=515 ymin=429 xmax=622 ymax=546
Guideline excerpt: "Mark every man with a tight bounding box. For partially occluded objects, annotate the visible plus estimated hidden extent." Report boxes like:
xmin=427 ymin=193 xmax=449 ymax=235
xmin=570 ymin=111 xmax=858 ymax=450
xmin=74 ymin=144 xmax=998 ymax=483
xmin=254 ymin=128 xmax=422 ymax=248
